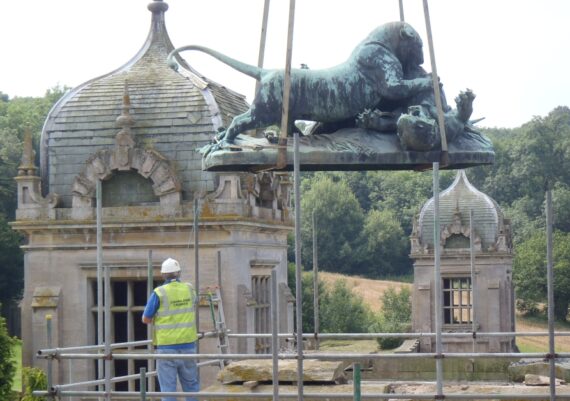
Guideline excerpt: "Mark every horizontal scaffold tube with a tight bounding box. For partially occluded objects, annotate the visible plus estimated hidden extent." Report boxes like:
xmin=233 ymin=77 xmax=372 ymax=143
xmin=37 ymin=351 xmax=570 ymax=360
xmin=34 ymin=390 xmax=570 ymax=400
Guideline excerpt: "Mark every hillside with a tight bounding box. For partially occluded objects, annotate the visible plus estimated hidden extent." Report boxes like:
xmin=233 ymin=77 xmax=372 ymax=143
xmin=319 ymin=271 xmax=411 ymax=313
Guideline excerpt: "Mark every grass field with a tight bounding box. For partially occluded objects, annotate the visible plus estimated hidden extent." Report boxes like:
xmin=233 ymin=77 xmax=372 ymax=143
xmin=515 ymin=314 xmax=570 ymax=352
xmin=11 ymin=339 xmax=22 ymax=392
xmin=320 ymin=271 xmax=569 ymax=352
xmin=319 ymin=271 xmax=412 ymax=313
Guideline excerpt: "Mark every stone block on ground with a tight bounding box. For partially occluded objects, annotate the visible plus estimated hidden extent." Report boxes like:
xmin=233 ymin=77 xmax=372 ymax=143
xmin=509 ymin=359 xmax=570 ymax=383
xmin=217 ymin=359 xmax=347 ymax=384
xmin=524 ymin=373 xmax=565 ymax=386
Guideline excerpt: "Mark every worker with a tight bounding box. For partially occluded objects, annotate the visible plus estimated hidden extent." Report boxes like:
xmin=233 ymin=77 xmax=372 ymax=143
xmin=142 ymin=257 xmax=199 ymax=401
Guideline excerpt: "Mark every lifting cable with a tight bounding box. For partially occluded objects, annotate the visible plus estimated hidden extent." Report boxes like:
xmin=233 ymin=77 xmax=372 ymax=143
xmin=422 ymin=0 xmax=449 ymax=165
xmin=276 ymin=0 xmax=296 ymax=169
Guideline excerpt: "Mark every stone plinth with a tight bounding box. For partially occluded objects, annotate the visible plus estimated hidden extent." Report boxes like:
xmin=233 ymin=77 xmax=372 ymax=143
xmin=202 ymin=129 xmax=494 ymax=172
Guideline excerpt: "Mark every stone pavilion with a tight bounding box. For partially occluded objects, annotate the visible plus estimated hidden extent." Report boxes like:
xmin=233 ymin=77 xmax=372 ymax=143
xmin=12 ymin=0 xmax=293 ymax=389
xmin=410 ymin=170 xmax=516 ymax=352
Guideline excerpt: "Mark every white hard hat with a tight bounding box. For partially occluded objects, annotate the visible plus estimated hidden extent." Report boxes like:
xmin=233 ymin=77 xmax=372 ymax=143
xmin=161 ymin=258 xmax=181 ymax=274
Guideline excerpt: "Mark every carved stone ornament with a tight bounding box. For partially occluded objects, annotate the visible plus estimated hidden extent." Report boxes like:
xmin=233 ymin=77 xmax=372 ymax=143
xmin=440 ymin=209 xmax=482 ymax=251
xmin=15 ymin=128 xmax=60 ymax=218
xmin=71 ymin=85 xmax=181 ymax=212
xmin=71 ymin=147 xmax=182 ymax=209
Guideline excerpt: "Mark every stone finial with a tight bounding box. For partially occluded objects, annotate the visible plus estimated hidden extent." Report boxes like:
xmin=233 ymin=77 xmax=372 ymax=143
xmin=116 ymin=82 xmax=135 ymax=131
xmin=18 ymin=127 xmax=37 ymax=176
xmin=114 ymin=83 xmax=136 ymax=169
xmin=147 ymin=0 xmax=169 ymax=14
xmin=15 ymin=126 xmax=60 ymax=217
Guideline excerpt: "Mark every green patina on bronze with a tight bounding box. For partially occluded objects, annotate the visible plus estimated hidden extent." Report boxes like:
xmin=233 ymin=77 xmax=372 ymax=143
xmin=169 ymin=21 xmax=494 ymax=170
xmin=169 ymin=22 xmax=433 ymax=143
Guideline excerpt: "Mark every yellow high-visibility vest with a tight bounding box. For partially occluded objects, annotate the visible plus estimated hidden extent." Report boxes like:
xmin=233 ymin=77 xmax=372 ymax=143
xmin=153 ymin=281 xmax=197 ymax=346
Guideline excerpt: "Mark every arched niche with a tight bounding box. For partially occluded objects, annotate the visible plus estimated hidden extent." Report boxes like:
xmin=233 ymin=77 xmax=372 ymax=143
xmin=71 ymin=146 xmax=181 ymax=211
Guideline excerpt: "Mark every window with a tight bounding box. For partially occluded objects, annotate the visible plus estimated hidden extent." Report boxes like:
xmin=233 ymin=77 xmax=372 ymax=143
xmin=251 ymin=275 xmax=271 ymax=353
xmin=90 ymin=279 xmax=159 ymax=391
xmin=443 ymin=277 xmax=472 ymax=325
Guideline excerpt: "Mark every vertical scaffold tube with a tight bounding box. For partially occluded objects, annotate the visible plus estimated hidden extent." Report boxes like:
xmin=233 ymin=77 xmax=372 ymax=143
xmin=46 ymin=315 xmax=53 ymax=400
xmin=546 ymin=189 xmax=555 ymax=401
xmin=140 ymin=367 xmax=147 ymax=401
xmin=294 ymin=132 xmax=304 ymax=400
xmin=312 ymin=211 xmax=320 ymax=350
xmin=193 ymin=197 xmax=201 ymax=382
xmin=96 ymin=179 xmax=103 ymax=392
xmin=271 ymin=270 xmax=279 ymax=401
xmin=470 ymin=209 xmax=476 ymax=353
xmin=353 ymin=363 xmax=361 ymax=401
xmin=146 ymin=250 xmax=155 ymax=392
xmin=104 ymin=254 xmax=111 ymax=400
xmin=432 ymin=163 xmax=443 ymax=397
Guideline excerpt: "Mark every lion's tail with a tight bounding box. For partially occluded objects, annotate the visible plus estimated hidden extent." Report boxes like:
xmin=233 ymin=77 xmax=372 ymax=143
xmin=167 ymin=45 xmax=263 ymax=81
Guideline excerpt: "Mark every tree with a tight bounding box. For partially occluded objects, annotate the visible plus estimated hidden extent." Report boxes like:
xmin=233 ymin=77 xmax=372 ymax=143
xmin=0 ymin=215 xmax=23 ymax=312
xmin=502 ymin=197 xmax=544 ymax=245
xmin=287 ymin=267 xmax=373 ymax=333
xmin=371 ymin=286 xmax=411 ymax=349
xmin=320 ymin=280 xmax=373 ymax=333
xmin=0 ymin=313 xmax=15 ymax=399
xmin=287 ymin=264 xmax=327 ymax=333
xmin=553 ymin=183 xmax=570 ymax=233
xmin=0 ymin=87 xmax=67 ymax=217
xmin=358 ymin=209 xmax=410 ymax=277
xmin=514 ymin=231 xmax=570 ymax=321
xmin=366 ymin=170 xmax=455 ymax=235
xmin=300 ymin=174 xmax=364 ymax=274
xmin=21 ymin=366 xmax=48 ymax=401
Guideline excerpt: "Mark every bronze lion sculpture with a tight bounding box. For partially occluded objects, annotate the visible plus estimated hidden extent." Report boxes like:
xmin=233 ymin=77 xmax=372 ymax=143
xmin=168 ymin=21 xmax=434 ymax=145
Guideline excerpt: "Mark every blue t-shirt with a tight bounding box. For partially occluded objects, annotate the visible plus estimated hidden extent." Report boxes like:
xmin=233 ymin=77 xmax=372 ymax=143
xmin=143 ymin=279 xmax=196 ymax=349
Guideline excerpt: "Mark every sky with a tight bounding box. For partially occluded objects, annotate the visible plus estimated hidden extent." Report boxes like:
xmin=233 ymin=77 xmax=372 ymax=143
xmin=1 ymin=0 xmax=569 ymax=129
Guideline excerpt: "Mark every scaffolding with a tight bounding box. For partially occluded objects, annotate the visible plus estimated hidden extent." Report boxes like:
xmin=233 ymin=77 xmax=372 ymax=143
xmin=33 ymin=130 xmax=569 ymax=401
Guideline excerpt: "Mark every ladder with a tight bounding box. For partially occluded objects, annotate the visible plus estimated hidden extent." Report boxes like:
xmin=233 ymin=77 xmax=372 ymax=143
xmin=199 ymin=287 xmax=231 ymax=369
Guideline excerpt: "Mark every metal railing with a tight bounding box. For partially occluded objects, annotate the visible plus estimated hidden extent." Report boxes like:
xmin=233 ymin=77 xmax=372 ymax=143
xmin=35 ymin=330 xmax=570 ymax=400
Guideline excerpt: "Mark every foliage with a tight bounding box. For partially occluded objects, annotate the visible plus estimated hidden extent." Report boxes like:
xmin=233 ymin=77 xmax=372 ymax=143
xmin=0 ymin=313 xmax=16 ymax=399
xmin=20 ymin=367 xmax=47 ymax=401
xmin=381 ymin=286 xmax=412 ymax=322
xmin=287 ymin=265 xmax=373 ymax=333
xmin=319 ymin=280 xmax=373 ymax=333
xmin=0 ymin=87 xmax=67 ymax=217
xmin=371 ymin=286 xmax=411 ymax=349
xmin=514 ymin=231 xmax=570 ymax=321
xmin=287 ymin=264 xmax=327 ymax=333
xmin=553 ymin=183 xmax=570 ymax=233
xmin=366 ymin=170 xmax=455 ymax=234
xmin=300 ymin=174 xmax=364 ymax=274
xmin=0 ymin=215 xmax=23 ymax=310
xmin=358 ymin=209 xmax=409 ymax=277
